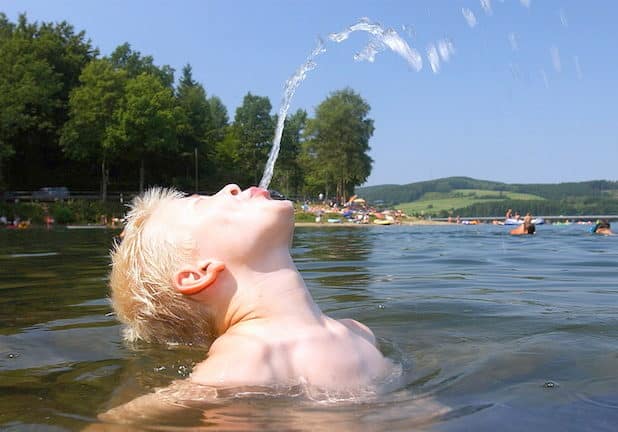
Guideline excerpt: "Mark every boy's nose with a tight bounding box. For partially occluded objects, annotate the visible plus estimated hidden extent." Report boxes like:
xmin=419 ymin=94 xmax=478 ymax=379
xmin=219 ymin=184 xmax=241 ymax=196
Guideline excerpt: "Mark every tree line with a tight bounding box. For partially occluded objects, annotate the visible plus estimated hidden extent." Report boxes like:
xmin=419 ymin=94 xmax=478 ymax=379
xmin=357 ymin=176 xmax=618 ymax=205
xmin=0 ymin=14 xmax=373 ymax=202
xmin=447 ymin=198 xmax=618 ymax=219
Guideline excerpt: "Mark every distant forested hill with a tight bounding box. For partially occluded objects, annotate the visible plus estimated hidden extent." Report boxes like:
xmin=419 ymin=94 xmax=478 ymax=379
xmin=355 ymin=177 xmax=618 ymax=217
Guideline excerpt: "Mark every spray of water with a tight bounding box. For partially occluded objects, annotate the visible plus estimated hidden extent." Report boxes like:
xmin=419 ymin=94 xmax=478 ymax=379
xmin=258 ymin=38 xmax=326 ymax=189
xmin=259 ymin=17 xmax=423 ymax=189
xmin=462 ymin=8 xmax=478 ymax=28
xmin=328 ymin=17 xmax=423 ymax=71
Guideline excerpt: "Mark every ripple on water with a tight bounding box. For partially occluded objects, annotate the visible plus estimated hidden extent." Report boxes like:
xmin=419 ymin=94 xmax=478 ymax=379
xmin=3 ymin=252 xmax=60 ymax=258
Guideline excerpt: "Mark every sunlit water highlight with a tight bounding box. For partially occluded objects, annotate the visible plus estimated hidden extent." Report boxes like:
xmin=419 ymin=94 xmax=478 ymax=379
xmin=1 ymin=225 xmax=617 ymax=430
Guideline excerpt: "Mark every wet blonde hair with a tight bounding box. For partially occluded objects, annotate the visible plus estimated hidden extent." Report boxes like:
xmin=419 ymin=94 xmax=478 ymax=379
xmin=109 ymin=187 xmax=214 ymax=344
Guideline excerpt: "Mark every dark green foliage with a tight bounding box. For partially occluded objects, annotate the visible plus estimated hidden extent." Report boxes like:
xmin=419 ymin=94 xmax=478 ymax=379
xmin=0 ymin=202 xmax=45 ymax=224
xmin=60 ymin=58 xmax=127 ymax=200
xmin=52 ymin=205 xmax=75 ymax=224
xmin=0 ymin=13 xmax=95 ymax=188
xmin=303 ymin=88 xmax=374 ymax=201
xmin=450 ymin=198 xmax=618 ymax=218
xmin=53 ymin=200 xmax=110 ymax=224
xmin=357 ymin=177 xmax=511 ymax=204
xmin=270 ymin=109 xmax=308 ymax=197
xmin=294 ymin=211 xmax=318 ymax=223
xmin=358 ymin=176 xmax=618 ymax=212
xmin=231 ymin=93 xmax=275 ymax=186
xmin=109 ymin=43 xmax=174 ymax=87
xmin=1 ymin=200 xmax=125 ymax=224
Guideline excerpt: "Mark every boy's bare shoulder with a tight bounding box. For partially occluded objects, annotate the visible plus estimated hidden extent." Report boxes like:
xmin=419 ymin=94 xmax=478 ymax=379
xmin=191 ymin=332 xmax=275 ymax=386
xmin=338 ymin=318 xmax=377 ymax=346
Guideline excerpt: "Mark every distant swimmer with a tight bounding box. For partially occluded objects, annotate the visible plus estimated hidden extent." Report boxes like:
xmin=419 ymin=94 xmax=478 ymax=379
xmin=591 ymin=219 xmax=613 ymax=235
xmin=510 ymin=221 xmax=536 ymax=236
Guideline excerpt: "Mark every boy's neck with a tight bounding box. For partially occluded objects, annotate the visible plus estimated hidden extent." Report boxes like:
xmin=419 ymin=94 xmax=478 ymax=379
xmin=214 ymin=248 xmax=324 ymax=335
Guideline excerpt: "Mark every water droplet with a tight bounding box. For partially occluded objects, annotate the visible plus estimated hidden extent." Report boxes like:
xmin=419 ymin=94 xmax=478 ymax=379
xmin=559 ymin=8 xmax=568 ymax=27
xmin=462 ymin=8 xmax=478 ymax=28
xmin=401 ymin=24 xmax=415 ymax=39
xmin=543 ymin=381 xmax=558 ymax=389
xmin=540 ymin=68 xmax=549 ymax=88
xmin=427 ymin=44 xmax=440 ymax=73
xmin=574 ymin=55 xmax=583 ymax=80
xmin=438 ymin=39 xmax=455 ymax=62
xmin=378 ymin=304 xmax=385 ymax=309
xmin=508 ymin=32 xmax=518 ymax=51
xmin=480 ymin=0 xmax=493 ymax=16
xmin=550 ymin=46 xmax=562 ymax=72
xmin=509 ymin=63 xmax=521 ymax=81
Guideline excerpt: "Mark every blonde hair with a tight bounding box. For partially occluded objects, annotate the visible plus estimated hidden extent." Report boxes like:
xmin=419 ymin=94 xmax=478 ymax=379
xmin=109 ymin=187 xmax=214 ymax=344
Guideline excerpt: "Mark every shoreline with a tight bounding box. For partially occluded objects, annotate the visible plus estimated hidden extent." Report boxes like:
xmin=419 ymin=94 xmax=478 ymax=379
xmin=295 ymin=220 xmax=450 ymax=227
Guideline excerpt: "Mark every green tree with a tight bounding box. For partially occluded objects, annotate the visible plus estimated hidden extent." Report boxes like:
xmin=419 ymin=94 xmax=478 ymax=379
xmin=109 ymin=73 xmax=180 ymax=191
xmin=109 ymin=42 xmax=174 ymax=87
xmin=270 ymin=109 xmax=307 ymax=197
xmin=0 ymin=13 xmax=94 ymax=188
xmin=304 ymin=88 xmax=374 ymax=202
xmin=176 ymin=64 xmax=213 ymax=192
xmin=204 ymin=96 xmax=231 ymax=188
xmin=60 ymin=59 xmax=127 ymax=201
xmin=232 ymin=93 xmax=274 ymax=186
xmin=0 ymin=16 xmax=57 ymax=186
xmin=208 ymin=96 xmax=229 ymax=136
xmin=211 ymin=129 xmax=242 ymax=190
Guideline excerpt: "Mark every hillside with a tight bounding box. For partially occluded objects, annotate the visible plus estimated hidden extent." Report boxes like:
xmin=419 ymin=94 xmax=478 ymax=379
xmin=356 ymin=177 xmax=618 ymax=217
xmin=396 ymin=189 xmax=544 ymax=216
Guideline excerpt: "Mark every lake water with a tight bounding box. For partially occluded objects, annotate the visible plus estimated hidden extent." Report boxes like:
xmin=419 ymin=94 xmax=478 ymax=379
xmin=1 ymin=224 xmax=617 ymax=431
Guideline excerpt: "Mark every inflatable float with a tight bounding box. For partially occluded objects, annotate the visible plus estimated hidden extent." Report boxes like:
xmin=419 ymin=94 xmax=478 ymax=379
xmin=504 ymin=218 xmax=545 ymax=225
xmin=373 ymin=219 xmax=392 ymax=225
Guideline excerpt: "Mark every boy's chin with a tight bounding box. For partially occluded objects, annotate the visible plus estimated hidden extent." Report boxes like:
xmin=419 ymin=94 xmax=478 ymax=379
xmin=266 ymin=199 xmax=295 ymax=220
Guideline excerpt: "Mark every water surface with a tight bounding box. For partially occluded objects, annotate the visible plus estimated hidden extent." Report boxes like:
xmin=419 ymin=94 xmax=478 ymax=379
xmin=1 ymin=224 xmax=617 ymax=430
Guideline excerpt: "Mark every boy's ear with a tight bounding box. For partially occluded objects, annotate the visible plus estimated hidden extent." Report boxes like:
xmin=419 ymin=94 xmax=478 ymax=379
xmin=172 ymin=259 xmax=225 ymax=296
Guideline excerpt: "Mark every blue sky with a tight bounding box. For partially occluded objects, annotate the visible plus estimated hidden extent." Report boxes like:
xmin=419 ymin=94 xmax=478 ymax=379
xmin=2 ymin=0 xmax=616 ymax=186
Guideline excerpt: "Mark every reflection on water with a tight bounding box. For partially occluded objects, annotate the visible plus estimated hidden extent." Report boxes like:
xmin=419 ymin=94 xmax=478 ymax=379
xmin=1 ymin=225 xmax=617 ymax=430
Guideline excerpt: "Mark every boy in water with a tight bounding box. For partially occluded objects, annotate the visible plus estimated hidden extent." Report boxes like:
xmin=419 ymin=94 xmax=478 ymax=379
xmin=104 ymin=185 xmax=392 ymax=419
xmin=509 ymin=221 xmax=536 ymax=236
xmin=591 ymin=219 xmax=613 ymax=235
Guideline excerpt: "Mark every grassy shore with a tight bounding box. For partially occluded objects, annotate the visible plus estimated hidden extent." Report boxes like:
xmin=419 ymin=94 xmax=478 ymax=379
xmin=397 ymin=189 xmax=544 ymax=216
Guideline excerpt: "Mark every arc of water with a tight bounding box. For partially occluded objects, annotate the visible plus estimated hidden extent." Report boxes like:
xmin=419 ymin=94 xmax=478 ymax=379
xmin=259 ymin=18 xmax=423 ymax=190
xmin=258 ymin=39 xmax=326 ymax=189
xmin=329 ymin=18 xmax=423 ymax=72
